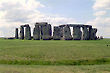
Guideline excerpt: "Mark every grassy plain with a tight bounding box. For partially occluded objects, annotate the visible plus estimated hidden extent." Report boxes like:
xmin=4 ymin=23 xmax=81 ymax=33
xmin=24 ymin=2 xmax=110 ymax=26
xmin=0 ymin=39 xmax=110 ymax=73
xmin=0 ymin=39 xmax=110 ymax=65
xmin=0 ymin=64 xmax=110 ymax=73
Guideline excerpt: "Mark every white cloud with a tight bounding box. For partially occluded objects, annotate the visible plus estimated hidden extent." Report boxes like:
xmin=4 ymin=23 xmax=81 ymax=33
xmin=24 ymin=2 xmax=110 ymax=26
xmin=0 ymin=0 xmax=76 ymax=37
xmin=93 ymin=0 xmax=110 ymax=10
xmin=94 ymin=11 xmax=106 ymax=16
xmin=0 ymin=0 xmax=44 ymax=23
xmin=0 ymin=0 xmax=44 ymax=37
xmin=87 ymin=0 xmax=110 ymax=38
xmin=87 ymin=17 xmax=110 ymax=27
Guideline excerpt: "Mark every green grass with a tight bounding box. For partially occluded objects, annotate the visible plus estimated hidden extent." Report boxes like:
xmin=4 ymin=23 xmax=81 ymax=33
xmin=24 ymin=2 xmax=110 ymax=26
xmin=0 ymin=64 xmax=110 ymax=73
xmin=0 ymin=39 xmax=110 ymax=65
xmin=0 ymin=39 xmax=110 ymax=73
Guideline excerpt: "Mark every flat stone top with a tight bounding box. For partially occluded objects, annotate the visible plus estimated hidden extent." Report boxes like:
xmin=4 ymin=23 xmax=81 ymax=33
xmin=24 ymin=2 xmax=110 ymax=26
xmin=21 ymin=24 xmax=30 ymax=27
xmin=59 ymin=24 xmax=92 ymax=27
xmin=35 ymin=22 xmax=48 ymax=25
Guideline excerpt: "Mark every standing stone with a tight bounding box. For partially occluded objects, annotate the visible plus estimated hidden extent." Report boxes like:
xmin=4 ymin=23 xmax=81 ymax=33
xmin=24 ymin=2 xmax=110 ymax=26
xmin=82 ymin=26 xmax=89 ymax=40
xmin=90 ymin=28 xmax=97 ymax=40
xmin=20 ymin=26 xmax=24 ymax=40
xmin=41 ymin=24 xmax=52 ymax=40
xmin=33 ymin=25 xmax=40 ymax=40
xmin=53 ymin=26 xmax=61 ymax=40
xmin=60 ymin=27 xmax=64 ymax=38
xmin=73 ymin=26 xmax=82 ymax=40
xmin=88 ymin=26 xmax=92 ymax=40
xmin=25 ymin=25 xmax=31 ymax=40
xmin=48 ymin=24 xmax=52 ymax=38
xmin=37 ymin=22 xmax=47 ymax=39
xmin=15 ymin=28 xmax=19 ymax=39
xmin=63 ymin=25 xmax=72 ymax=40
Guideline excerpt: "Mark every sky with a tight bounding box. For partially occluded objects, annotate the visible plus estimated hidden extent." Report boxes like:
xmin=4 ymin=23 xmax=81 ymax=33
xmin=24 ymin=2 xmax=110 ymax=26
xmin=0 ymin=0 xmax=110 ymax=38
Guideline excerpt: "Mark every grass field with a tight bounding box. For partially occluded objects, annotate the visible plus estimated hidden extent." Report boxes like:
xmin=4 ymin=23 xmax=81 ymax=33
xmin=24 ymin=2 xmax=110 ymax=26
xmin=0 ymin=39 xmax=110 ymax=65
xmin=0 ymin=39 xmax=110 ymax=72
xmin=0 ymin=64 xmax=110 ymax=73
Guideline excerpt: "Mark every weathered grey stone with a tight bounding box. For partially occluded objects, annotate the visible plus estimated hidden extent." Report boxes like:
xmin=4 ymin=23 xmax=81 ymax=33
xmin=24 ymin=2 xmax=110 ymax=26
xmin=33 ymin=22 xmax=52 ymax=40
xmin=25 ymin=24 xmax=31 ymax=40
xmin=63 ymin=25 xmax=72 ymax=40
xmin=59 ymin=24 xmax=91 ymax=28
xmin=33 ymin=25 xmax=40 ymax=40
xmin=82 ymin=26 xmax=89 ymax=40
xmin=48 ymin=24 xmax=52 ymax=37
xmin=59 ymin=24 xmax=93 ymax=40
xmin=88 ymin=26 xmax=92 ymax=40
xmin=15 ymin=28 xmax=19 ymax=39
xmin=35 ymin=22 xmax=47 ymax=39
xmin=36 ymin=22 xmax=48 ymax=26
xmin=90 ymin=28 xmax=97 ymax=40
xmin=59 ymin=27 xmax=64 ymax=38
xmin=53 ymin=26 xmax=61 ymax=40
xmin=20 ymin=26 xmax=24 ymax=40
xmin=73 ymin=26 xmax=82 ymax=40
xmin=41 ymin=24 xmax=52 ymax=40
xmin=18 ymin=23 xmax=98 ymax=40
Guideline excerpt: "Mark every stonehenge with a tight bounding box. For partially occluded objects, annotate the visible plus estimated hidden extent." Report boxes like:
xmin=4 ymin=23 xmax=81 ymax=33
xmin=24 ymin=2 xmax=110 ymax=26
xmin=33 ymin=22 xmax=52 ymax=40
xmin=25 ymin=24 xmax=31 ymax=40
xmin=16 ymin=22 xmax=98 ymax=40
xmin=20 ymin=24 xmax=31 ymax=40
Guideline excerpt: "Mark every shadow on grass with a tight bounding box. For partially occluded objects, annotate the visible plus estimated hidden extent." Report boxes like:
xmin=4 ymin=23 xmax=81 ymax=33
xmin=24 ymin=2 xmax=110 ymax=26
xmin=0 ymin=58 xmax=110 ymax=65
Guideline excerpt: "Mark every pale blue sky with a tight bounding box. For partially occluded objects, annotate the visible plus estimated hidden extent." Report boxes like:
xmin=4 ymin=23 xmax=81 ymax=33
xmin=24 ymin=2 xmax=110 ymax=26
xmin=37 ymin=0 xmax=94 ymax=23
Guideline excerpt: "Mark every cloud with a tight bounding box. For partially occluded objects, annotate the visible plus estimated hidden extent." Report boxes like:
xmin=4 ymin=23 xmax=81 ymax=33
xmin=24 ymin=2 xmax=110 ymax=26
xmin=94 ymin=11 xmax=106 ymax=16
xmin=93 ymin=0 xmax=110 ymax=10
xmin=0 ymin=0 xmax=76 ymax=37
xmin=0 ymin=0 xmax=45 ymax=37
xmin=0 ymin=0 xmax=44 ymax=23
xmin=87 ymin=0 xmax=110 ymax=38
xmin=87 ymin=17 xmax=110 ymax=27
